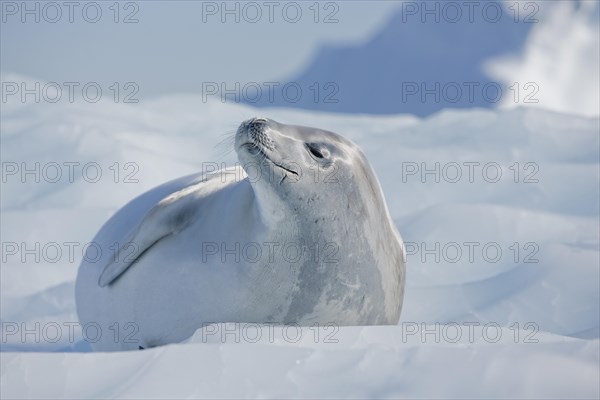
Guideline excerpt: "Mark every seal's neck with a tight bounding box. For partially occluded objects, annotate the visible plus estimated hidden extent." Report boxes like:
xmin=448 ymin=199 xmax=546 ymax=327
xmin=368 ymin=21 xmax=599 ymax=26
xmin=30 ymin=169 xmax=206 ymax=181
xmin=248 ymin=182 xmax=293 ymax=231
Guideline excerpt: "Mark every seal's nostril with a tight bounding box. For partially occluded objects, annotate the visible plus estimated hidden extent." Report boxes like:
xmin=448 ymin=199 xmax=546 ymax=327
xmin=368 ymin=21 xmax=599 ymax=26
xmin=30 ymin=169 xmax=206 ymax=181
xmin=246 ymin=118 xmax=267 ymax=132
xmin=246 ymin=120 xmax=275 ymax=152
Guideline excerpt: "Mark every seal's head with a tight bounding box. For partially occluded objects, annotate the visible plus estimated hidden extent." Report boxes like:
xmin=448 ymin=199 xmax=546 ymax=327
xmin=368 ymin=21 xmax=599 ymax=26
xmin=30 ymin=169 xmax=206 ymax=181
xmin=235 ymin=117 xmax=392 ymax=227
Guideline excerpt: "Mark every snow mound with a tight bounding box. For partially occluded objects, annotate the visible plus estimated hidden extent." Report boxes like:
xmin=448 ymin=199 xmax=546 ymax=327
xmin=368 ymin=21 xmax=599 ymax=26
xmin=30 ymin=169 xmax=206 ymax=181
xmin=1 ymin=84 xmax=598 ymax=398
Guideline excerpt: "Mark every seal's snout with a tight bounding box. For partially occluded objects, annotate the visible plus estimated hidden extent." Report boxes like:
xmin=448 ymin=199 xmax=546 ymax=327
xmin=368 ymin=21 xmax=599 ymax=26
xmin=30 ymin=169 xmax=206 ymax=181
xmin=248 ymin=117 xmax=268 ymax=124
xmin=245 ymin=117 xmax=268 ymax=136
xmin=241 ymin=117 xmax=269 ymax=131
xmin=238 ymin=117 xmax=275 ymax=152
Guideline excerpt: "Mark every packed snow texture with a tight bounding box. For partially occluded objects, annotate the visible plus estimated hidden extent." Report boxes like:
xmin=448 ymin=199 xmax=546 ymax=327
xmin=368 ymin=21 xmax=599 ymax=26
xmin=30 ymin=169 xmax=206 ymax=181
xmin=1 ymin=81 xmax=599 ymax=398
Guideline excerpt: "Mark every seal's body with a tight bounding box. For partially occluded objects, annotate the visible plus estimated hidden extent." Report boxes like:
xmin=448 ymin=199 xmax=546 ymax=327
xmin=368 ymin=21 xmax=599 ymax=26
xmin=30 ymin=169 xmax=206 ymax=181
xmin=75 ymin=118 xmax=405 ymax=351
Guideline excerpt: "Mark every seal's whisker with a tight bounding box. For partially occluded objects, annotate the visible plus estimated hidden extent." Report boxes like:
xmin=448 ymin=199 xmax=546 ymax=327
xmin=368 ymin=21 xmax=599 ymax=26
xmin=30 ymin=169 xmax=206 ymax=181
xmin=236 ymin=108 xmax=250 ymax=122
xmin=214 ymin=130 xmax=237 ymax=158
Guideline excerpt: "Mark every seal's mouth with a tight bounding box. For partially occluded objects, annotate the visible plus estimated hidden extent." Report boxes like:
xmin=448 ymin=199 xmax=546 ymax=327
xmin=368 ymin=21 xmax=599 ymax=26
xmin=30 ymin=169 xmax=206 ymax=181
xmin=241 ymin=142 xmax=299 ymax=177
xmin=237 ymin=118 xmax=299 ymax=178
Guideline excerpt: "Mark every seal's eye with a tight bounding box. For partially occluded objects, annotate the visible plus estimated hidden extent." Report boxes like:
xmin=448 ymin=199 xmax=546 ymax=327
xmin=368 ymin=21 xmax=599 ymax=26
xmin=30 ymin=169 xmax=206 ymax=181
xmin=306 ymin=143 xmax=329 ymax=159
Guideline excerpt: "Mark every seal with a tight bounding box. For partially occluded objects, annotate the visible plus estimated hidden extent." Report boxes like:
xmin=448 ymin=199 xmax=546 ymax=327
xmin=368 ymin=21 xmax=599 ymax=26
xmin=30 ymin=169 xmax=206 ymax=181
xmin=75 ymin=117 xmax=406 ymax=351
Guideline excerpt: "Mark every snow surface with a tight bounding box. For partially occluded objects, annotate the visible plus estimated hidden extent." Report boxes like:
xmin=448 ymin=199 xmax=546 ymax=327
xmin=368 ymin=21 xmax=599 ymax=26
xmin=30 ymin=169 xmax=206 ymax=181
xmin=1 ymin=78 xmax=599 ymax=398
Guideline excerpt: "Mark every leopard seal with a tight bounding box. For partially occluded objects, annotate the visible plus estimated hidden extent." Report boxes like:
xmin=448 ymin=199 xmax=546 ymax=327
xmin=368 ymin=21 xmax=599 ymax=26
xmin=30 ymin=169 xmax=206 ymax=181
xmin=75 ymin=117 xmax=406 ymax=351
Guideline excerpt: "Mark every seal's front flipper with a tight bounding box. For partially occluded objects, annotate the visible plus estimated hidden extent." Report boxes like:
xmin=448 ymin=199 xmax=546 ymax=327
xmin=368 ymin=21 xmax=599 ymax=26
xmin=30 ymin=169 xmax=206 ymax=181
xmin=98 ymin=184 xmax=202 ymax=287
xmin=97 ymin=227 xmax=171 ymax=287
